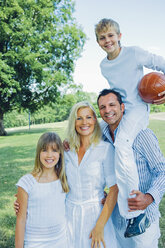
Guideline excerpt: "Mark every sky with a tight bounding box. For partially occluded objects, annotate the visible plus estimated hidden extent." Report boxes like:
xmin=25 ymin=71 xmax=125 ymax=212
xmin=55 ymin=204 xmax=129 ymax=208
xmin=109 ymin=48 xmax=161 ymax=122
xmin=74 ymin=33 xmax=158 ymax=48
xmin=73 ymin=0 xmax=165 ymax=93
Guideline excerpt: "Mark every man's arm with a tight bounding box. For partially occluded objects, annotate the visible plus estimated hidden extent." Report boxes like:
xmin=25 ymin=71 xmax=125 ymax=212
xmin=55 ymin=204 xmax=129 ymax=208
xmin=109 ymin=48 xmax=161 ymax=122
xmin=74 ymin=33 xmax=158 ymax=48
xmin=128 ymin=128 xmax=165 ymax=210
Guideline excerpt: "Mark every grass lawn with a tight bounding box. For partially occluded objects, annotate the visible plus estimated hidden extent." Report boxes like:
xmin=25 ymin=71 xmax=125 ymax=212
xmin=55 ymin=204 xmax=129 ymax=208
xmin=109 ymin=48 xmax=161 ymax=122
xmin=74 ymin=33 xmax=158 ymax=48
xmin=0 ymin=119 xmax=165 ymax=248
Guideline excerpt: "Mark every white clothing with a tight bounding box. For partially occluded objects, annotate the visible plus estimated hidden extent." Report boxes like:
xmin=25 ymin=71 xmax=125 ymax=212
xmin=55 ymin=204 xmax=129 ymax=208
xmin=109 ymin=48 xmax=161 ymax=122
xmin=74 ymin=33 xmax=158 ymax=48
xmin=100 ymin=46 xmax=165 ymax=111
xmin=100 ymin=46 xmax=165 ymax=218
xmin=114 ymin=104 xmax=149 ymax=218
xmin=114 ymin=217 xmax=160 ymax=248
xmin=16 ymin=174 xmax=68 ymax=248
xmin=24 ymin=239 xmax=68 ymax=248
xmin=64 ymin=140 xmax=117 ymax=248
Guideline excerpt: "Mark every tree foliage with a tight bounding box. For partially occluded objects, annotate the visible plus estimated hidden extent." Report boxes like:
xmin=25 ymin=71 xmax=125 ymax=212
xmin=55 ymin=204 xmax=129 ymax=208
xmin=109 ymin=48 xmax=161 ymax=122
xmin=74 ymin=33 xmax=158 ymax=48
xmin=4 ymin=90 xmax=165 ymax=129
xmin=0 ymin=0 xmax=86 ymax=135
xmin=4 ymin=89 xmax=99 ymax=128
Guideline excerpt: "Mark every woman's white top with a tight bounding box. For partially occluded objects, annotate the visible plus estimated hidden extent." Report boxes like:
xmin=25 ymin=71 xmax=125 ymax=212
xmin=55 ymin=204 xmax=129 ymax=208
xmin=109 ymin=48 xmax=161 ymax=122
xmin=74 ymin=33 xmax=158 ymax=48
xmin=64 ymin=140 xmax=117 ymax=248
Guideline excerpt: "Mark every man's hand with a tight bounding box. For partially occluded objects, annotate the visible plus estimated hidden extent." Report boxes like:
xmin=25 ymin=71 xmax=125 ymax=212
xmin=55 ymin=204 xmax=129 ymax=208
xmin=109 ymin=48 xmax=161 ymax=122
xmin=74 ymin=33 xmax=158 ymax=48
xmin=101 ymin=191 xmax=107 ymax=206
xmin=153 ymin=90 xmax=165 ymax=105
xmin=128 ymin=190 xmax=154 ymax=211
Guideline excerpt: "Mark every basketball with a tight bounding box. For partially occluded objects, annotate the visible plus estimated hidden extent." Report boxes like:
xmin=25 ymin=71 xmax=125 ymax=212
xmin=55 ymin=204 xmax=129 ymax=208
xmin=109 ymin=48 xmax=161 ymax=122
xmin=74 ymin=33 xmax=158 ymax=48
xmin=138 ymin=72 xmax=165 ymax=103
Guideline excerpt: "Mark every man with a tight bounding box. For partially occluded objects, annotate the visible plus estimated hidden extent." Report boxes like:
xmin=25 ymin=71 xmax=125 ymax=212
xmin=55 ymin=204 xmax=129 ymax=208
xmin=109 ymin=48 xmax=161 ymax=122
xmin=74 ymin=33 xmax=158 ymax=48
xmin=97 ymin=88 xmax=165 ymax=248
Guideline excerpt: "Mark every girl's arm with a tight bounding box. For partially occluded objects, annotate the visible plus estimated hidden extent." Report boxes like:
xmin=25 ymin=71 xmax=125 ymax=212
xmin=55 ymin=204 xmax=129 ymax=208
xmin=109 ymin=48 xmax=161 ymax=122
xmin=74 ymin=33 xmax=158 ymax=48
xmin=89 ymin=184 xmax=118 ymax=248
xmin=15 ymin=187 xmax=28 ymax=248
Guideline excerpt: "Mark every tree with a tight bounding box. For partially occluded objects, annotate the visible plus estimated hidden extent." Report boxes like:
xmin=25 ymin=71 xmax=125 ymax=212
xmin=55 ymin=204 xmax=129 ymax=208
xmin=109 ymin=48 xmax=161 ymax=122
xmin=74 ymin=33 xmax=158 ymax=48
xmin=49 ymin=85 xmax=99 ymax=122
xmin=0 ymin=0 xmax=86 ymax=135
xmin=3 ymin=85 xmax=99 ymax=127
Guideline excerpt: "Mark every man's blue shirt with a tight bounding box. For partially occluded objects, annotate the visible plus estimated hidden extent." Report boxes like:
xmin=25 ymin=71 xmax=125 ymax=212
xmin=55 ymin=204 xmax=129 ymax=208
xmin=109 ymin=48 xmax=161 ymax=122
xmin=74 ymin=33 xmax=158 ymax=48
xmin=101 ymin=120 xmax=165 ymax=226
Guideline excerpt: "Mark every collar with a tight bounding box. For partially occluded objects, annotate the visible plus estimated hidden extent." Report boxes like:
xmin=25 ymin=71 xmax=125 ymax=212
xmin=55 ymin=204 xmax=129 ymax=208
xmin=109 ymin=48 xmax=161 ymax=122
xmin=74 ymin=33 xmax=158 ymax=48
xmin=100 ymin=120 xmax=118 ymax=144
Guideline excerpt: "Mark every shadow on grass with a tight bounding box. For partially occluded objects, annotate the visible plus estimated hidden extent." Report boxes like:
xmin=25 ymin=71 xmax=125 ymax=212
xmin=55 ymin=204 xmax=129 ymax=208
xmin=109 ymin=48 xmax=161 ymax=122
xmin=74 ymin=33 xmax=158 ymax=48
xmin=0 ymin=144 xmax=35 ymax=160
xmin=0 ymin=215 xmax=15 ymax=248
xmin=0 ymin=145 xmax=35 ymax=196
xmin=7 ymin=128 xmax=52 ymax=136
xmin=0 ymin=146 xmax=33 ymax=247
xmin=0 ymin=198 xmax=10 ymax=209
xmin=159 ymin=197 xmax=165 ymax=248
xmin=6 ymin=127 xmax=66 ymax=138
xmin=0 ymin=145 xmax=35 ymax=203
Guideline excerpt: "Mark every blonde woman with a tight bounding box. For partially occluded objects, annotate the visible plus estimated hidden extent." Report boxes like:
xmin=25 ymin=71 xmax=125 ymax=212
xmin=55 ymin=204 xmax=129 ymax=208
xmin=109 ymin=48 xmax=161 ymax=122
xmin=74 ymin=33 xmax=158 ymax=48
xmin=64 ymin=101 xmax=118 ymax=248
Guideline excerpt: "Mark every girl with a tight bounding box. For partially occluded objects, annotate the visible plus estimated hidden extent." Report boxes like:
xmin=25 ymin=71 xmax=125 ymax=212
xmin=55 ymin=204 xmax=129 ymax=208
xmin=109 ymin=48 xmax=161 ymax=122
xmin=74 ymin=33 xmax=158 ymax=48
xmin=15 ymin=132 xmax=69 ymax=248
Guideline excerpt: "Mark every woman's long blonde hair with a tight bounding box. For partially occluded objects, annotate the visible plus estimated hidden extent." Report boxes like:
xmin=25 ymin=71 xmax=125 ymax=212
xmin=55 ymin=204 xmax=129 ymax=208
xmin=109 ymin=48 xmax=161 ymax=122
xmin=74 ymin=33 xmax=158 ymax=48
xmin=66 ymin=101 xmax=101 ymax=152
xmin=32 ymin=132 xmax=69 ymax=193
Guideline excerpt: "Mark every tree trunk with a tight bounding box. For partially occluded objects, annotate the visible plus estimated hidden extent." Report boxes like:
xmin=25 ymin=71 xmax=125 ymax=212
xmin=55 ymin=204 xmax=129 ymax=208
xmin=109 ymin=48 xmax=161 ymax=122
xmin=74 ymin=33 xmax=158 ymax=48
xmin=0 ymin=112 xmax=7 ymax=136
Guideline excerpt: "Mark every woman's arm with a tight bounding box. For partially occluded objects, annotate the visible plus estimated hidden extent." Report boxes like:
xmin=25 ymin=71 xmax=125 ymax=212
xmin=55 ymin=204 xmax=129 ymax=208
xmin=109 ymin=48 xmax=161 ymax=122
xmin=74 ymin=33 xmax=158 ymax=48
xmin=15 ymin=187 xmax=28 ymax=248
xmin=89 ymin=184 xmax=118 ymax=248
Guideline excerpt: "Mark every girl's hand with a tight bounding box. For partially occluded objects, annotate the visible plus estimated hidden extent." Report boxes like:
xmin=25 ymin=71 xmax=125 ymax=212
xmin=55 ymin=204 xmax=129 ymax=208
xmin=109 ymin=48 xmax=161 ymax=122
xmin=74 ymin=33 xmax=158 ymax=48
xmin=89 ymin=225 xmax=106 ymax=248
xmin=153 ymin=90 xmax=165 ymax=105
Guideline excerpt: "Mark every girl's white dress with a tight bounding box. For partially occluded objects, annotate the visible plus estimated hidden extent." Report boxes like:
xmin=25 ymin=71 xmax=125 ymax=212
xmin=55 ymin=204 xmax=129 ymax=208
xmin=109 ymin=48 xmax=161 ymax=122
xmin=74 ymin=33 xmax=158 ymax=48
xmin=64 ymin=140 xmax=117 ymax=248
xmin=16 ymin=174 xmax=68 ymax=248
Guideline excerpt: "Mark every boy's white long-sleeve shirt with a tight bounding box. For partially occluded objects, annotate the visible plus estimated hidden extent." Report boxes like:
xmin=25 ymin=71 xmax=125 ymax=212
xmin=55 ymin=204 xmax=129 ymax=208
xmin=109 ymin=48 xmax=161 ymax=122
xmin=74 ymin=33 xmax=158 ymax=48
xmin=100 ymin=46 xmax=165 ymax=111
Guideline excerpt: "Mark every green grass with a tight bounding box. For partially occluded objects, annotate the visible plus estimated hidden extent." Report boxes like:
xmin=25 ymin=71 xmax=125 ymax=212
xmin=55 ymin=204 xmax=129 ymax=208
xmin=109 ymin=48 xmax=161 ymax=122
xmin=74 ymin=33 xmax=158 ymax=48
xmin=0 ymin=119 xmax=165 ymax=248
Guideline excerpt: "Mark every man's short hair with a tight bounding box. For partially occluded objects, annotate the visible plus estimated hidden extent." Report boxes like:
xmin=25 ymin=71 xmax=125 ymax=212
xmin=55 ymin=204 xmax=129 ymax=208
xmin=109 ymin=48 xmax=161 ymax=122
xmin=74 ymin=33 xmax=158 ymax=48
xmin=97 ymin=89 xmax=123 ymax=106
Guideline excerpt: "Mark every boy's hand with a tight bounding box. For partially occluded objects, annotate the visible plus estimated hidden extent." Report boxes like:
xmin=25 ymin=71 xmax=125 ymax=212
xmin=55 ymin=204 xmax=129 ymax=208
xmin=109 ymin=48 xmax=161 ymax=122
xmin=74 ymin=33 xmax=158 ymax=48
xmin=63 ymin=139 xmax=70 ymax=151
xmin=153 ymin=90 xmax=165 ymax=105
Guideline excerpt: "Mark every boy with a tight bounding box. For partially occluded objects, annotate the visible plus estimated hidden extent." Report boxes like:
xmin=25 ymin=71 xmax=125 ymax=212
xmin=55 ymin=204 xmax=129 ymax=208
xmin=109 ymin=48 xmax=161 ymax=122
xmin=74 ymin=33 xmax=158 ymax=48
xmin=95 ymin=18 xmax=165 ymax=237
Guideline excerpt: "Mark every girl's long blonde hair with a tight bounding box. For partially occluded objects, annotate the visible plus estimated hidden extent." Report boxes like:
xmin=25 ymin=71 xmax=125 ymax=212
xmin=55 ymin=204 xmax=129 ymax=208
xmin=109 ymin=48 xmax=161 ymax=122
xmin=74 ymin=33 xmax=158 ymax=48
xmin=66 ymin=101 xmax=101 ymax=152
xmin=32 ymin=132 xmax=69 ymax=193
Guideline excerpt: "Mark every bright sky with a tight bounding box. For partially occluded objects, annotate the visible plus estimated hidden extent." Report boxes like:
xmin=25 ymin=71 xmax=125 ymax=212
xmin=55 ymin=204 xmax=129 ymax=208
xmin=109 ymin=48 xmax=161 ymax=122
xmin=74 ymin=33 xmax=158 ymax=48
xmin=73 ymin=0 xmax=165 ymax=93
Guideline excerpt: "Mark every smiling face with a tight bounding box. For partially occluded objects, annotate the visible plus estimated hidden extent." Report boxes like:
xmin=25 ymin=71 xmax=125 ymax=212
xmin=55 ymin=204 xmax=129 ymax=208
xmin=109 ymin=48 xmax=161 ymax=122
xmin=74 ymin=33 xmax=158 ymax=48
xmin=97 ymin=26 xmax=121 ymax=59
xmin=98 ymin=93 xmax=124 ymax=131
xmin=75 ymin=107 xmax=96 ymax=138
xmin=40 ymin=144 xmax=60 ymax=170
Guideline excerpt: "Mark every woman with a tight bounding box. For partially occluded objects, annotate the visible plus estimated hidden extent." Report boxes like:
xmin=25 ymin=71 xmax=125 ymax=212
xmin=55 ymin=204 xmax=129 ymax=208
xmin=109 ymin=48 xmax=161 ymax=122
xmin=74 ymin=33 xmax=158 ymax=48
xmin=64 ymin=101 xmax=118 ymax=248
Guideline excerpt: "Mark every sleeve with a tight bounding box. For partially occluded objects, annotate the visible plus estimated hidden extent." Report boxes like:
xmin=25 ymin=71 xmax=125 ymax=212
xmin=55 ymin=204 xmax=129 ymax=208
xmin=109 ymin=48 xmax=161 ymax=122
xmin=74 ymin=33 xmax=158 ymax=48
xmin=16 ymin=174 xmax=35 ymax=195
xmin=135 ymin=46 xmax=165 ymax=74
xmin=135 ymin=129 xmax=165 ymax=205
xmin=103 ymin=142 xmax=116 ymax=188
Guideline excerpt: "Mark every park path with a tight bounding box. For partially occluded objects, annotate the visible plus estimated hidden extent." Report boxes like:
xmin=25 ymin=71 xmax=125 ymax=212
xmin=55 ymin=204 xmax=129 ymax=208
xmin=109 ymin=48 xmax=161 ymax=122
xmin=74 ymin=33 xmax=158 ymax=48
xmin=150 ymin=112 xmax=165 ymax=120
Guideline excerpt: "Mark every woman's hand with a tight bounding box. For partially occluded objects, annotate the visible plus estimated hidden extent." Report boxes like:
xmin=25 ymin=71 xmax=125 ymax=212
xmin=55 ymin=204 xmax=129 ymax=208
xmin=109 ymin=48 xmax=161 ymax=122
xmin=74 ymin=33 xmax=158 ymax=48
xmin=63 ymin=139 xmax=70 ymax=151
xmin=14 ymin=194 xmax=20 ymax=215
xmin=89 ymin=224 xmax=106 ymax=248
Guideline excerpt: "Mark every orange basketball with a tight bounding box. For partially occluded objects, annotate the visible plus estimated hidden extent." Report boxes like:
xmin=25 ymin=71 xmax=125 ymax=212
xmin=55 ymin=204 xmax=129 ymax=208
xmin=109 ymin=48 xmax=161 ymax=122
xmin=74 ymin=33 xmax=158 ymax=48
xmin=138 ymin=72 xmax=165 ymax=103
